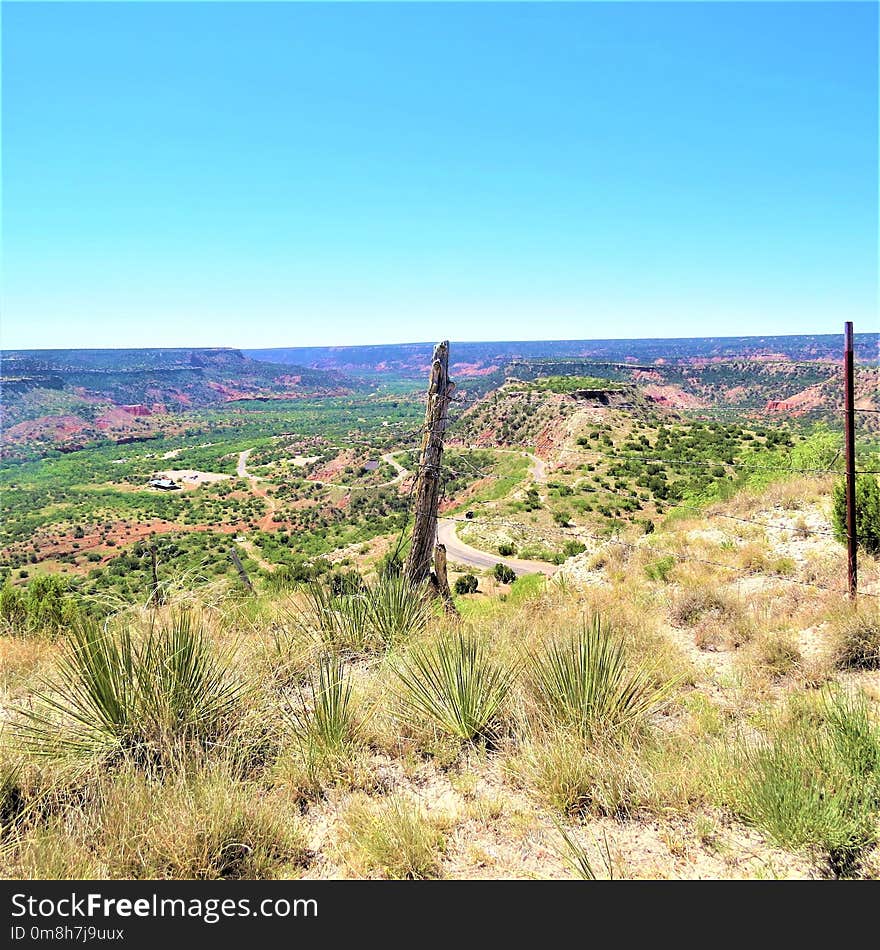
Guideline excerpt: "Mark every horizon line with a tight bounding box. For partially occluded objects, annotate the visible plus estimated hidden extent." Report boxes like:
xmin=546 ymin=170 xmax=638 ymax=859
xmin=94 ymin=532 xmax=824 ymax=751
xmin=3 ymin=330 xmax=879 ymax=355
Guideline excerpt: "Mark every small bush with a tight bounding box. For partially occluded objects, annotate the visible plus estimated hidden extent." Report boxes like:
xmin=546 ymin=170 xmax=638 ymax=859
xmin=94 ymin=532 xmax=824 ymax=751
xmin=753 ymin=632 xmax=801 ymax=679
xmin=497 ymin=543 xmax=516 ymax=557
xmin=644 ymin=556 xmax=676 ymax=583
xmin=393 ymin=632 xmax=517 ymax=741
xmin=831 ymin=607 xmax=880 ymax=671
xmin=0 ymin=576 xmax=82 ymax=638
xmin=453 ymin=574 xmax=478 ymax=595
xmin=493 ymin=563 xmax=517 ymax=585
xmin=337 ymin=795 xmax=446 ymax=879
xmin=562 ymin=541 xmax=586 ymax=560
xmin=669 ymin=586 xmax=738 ymax=628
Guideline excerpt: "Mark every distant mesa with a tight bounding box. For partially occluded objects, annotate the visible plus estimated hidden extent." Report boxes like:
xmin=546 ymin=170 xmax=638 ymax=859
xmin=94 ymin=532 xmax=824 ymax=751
xmin=188 ymin=348 xmax=246 ymax=367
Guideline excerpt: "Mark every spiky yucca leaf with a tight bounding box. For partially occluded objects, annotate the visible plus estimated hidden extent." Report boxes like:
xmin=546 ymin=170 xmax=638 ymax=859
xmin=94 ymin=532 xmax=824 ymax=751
xmin=393 ymin=632 xmax=517 ymax=740
xmin=367 ymin=575 xmax=431 ymax=647
xmin=294 ymin=575 xmax=429 ymax=653
xmin=286 ymin=652 xmax=358 ymax=754
xmin=527 ymin=616 xmax=670 ymax=739
xmin=15 ymin=613 xmax=243 ymax=766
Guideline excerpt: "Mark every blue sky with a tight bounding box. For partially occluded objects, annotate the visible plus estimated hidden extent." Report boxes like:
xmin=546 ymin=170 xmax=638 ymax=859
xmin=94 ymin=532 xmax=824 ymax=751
xmin=2 ymin=2 xmax=877 ymax=349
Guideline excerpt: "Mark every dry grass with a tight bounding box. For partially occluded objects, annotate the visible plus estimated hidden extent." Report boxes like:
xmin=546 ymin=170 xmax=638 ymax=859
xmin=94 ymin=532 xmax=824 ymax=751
xmin=335 ymin=794 xmax=448 ymax=879
xmin=1 ymin=763 xmax=310 ymax=880
xmin=3 ymin=473 xmax=880 ymax=879
xmin=830 ymin=605 xmax=880 ymax=671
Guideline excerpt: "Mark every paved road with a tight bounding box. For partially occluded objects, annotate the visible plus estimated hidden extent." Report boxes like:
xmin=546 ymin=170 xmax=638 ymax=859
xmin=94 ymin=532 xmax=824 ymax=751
xmin=437 ymin=518 xmax=557 ymax=577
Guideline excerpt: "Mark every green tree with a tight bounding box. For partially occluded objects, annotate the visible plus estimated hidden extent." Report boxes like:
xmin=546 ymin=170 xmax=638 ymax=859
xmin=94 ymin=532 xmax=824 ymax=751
xmin=833 ymin=475 xmax=880 ymax=556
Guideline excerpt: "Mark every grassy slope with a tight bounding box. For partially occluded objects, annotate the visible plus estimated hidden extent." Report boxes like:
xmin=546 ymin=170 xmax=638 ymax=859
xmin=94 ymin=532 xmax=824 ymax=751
xmin=1 ymin=467 xmax=879 ymax=880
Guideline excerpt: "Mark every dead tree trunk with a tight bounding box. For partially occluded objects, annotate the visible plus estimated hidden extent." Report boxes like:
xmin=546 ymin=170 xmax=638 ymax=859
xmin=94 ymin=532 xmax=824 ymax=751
xmin=405 ymin=341 xmax=455 ymax=588
xmin=434 ymin=542 xmax=456 ymax=613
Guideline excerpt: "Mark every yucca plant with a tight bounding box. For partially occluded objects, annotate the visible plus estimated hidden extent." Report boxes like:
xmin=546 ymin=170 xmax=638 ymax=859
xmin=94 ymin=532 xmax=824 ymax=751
xmin=366 ymin=575 xmax=430 ymax=648
xmin=286 ymin=651 xmax=358 ymax=755
xmin=393 ymin=632 xmax=517 ymax=741
xmin=526 ymin=615 xmax=671 ymax=740
xmin=295 ymin=575 xmax=430 ymax=653
xmin=15 ymin=613 xmax=244 ymax=767
xmin=294 ymin=582 xmax=371 ymax=652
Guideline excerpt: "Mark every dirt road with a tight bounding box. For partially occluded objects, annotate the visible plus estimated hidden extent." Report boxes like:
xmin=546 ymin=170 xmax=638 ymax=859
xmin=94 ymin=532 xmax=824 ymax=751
xmin=237 ymin=449 xmax=255 ymax=479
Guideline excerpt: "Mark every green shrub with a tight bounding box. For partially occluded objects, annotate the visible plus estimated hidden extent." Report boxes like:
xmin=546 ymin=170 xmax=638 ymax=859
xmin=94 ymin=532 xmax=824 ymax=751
xmin=562 ymin=541 xmax=586 ymax=559
xmin=453 ymin=574 xmax=478 ymax=595
xmin=493 ymin=563 xmax=516 ymax=585
xmin=497 ymin=543 xmax=516 ymax=557
xmin=644 ymin=555 xmax=676 ymax=583
xmin=0 ymin=576 xmax=81 ymax=638
xmin=727 ymin=690 xmax=880 ymax=875
xmin=832 ymin=475 xmax=880 ymax=556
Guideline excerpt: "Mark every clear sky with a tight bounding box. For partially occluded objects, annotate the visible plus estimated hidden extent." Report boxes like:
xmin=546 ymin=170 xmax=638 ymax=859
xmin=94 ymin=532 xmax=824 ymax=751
xmin=2 ymin=1 xmax=877 ymax=350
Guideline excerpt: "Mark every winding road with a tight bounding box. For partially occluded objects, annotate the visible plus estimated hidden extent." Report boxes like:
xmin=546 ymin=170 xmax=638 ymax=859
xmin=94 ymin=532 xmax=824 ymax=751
xmin=237 ymin=449 xmax=256 ymax=479
xmin=437 ymin=518 xmax=557 ymax=578
xmin=381 ymin=451 xmax=411 ymax=485
xmin=238 ymin=443 xmax=553 ymax=578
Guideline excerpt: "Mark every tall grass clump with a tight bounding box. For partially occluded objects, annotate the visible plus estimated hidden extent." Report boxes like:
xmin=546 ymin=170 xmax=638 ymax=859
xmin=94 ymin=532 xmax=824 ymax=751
xmin=526 ymin=616 xmax=672 ymax=740
xmin=14 ymin=613 xmax=244 ymax=768
xmin=4 ymin=765 xmax=310 ymax=880
xmin=511 ymin=725 xmax=650 ymax=818
xmin=295 ymin=575 xmax=430 ymax=652
xmin=830 ymin=605 xmax=880 ymax=671
xmin=669 ymin=585 xmax=739 ymax=628
xmin=393 ymin=632 xmax=517 ymax=741
xmin=727 ymin=690 xmax=880 ymax=876
xmin=337 ymin=795 xmax=446 ymax=879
